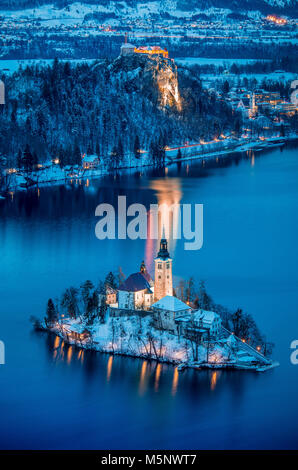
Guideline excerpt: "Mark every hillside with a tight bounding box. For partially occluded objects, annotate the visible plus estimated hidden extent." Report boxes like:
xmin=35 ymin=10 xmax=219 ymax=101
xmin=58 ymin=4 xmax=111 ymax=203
xmin=0 ymin=55 xmax=238 ymax=168
xmin=0 ymin=0 xmax=297 ymax=17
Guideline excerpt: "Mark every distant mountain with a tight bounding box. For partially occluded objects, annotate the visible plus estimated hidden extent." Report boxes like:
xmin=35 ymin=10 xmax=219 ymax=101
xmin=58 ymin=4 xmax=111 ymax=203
xmin=0 ymin=0 xmax=297 ymax=17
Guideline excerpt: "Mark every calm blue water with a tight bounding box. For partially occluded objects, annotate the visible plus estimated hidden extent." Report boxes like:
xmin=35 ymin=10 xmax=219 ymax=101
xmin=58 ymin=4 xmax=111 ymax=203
xmin=0 ymin=143 xmax=298 ymax=449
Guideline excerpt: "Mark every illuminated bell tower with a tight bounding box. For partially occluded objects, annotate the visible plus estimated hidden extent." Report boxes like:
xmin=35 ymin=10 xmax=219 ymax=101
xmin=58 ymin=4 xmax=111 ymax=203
xmin=154 ymin=238 xmax=173 ymax=301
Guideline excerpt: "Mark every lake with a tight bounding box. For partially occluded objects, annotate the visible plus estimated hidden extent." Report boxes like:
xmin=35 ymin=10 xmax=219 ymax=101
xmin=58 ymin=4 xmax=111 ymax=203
xmin=0 ymin=143 xmax=298 ymax=449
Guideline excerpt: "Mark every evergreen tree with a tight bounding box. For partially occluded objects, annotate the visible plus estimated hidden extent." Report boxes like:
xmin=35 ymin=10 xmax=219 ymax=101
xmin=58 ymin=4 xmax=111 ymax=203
xmin=99 ymin=295 xmax=107 ymax=323
xmin=17 ymin=149 xmax=22 ymax=169
xmin=80 ymin=280 xmax=94 ymax=312
xmin=133 ymin=135 xmax=140 ymax=159
xmin=231 ymin=308 xmax=243 ymax=337
xmin=95 ymin=141 xmax=100 ymax=157
xmin=222 ymin=80 xmax=230 ymax=94
xmin=22 ymin=144 xmax=33 ymax=172
xmin=45 ymin=298 xmax=57 ymax=326
xmin=105 ymin=271 xmax=117 ymax=289
xmin=197 ymin=280 xmax=212 ymax=311
xmin=117 ymin=138 xmax=124 ymax=164
xmin=32 ymin=151 xmax=38 ymax=169
xmin=73 ymin=145 xmax=82 ymax=166
xmin=61 ymin=287 xmax=79 ymax=319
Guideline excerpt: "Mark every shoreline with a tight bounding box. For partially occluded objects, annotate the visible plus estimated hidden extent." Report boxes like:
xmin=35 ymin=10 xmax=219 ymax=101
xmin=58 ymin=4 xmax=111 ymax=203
xmin=41 ymin=317 xmax=276 ymax=374
xmin=1 ymin=134 xmax=297 ymax=198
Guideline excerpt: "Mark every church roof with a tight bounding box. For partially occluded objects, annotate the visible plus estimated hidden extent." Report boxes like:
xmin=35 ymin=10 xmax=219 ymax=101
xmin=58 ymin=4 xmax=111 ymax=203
xmin=142 ymin=270 xmax=153 ymax=285
xmin=118 ymin=272 xmax=151 ymax=292
xmin=193 ymin=309 xmax=220 ymax=325
xmin=156 ymin=238 xmax=170 ymax=260
xmin=121 ymin=43 xmax=135 ymax=49
xmin=139 ymin=260 xmax=154 ymax=286
xmin=152 ymin=295 xmax=191 ymax=312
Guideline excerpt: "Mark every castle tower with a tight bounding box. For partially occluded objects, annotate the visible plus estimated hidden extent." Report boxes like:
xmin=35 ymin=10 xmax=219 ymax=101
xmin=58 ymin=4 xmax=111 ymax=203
xmin=154 ymin=238 xmax=173 ymax=301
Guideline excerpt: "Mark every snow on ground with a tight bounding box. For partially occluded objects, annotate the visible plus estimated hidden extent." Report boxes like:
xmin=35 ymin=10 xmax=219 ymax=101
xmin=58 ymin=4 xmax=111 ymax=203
xmin=52 ymin=314 xmax=230 ymax=365
xmin=4 ymin=134 xmax=297 ymax=195
xmin=176 ymin=58 xmax=271 ymax=67
xmin=0 ymin=58 xmax=100 ymax=75
xmin=0 ymin=2 xmax=233 ymax=22
xmin=200 ymin=71 xmax=297 ymax=87
xmin=0 ymin=3 xmax=108 ymax=22
xmin=48 ymin=312 xmax=273 ymax=370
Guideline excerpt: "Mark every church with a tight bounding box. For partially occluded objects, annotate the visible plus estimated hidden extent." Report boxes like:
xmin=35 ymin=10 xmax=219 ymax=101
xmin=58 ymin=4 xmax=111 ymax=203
xmin=113 ymin=237 xmax=222 ymax=338
xmin=117 ymin=237 xmax=173 ymax=310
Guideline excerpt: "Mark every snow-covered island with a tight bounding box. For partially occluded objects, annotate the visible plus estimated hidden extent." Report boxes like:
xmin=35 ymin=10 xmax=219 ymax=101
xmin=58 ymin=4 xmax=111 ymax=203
xmin=33 ymin=238 xmax=278 ymax=373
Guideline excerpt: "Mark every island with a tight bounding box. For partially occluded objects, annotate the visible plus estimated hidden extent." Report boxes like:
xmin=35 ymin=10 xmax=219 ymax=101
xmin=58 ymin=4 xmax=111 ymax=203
xmin=32 ymin=237 xmax=278 ymax=373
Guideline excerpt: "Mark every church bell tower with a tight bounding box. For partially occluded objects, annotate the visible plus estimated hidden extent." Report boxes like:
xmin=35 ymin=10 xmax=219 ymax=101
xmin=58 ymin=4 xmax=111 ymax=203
xmin=154 ymin=238 xmax=173 ymax=301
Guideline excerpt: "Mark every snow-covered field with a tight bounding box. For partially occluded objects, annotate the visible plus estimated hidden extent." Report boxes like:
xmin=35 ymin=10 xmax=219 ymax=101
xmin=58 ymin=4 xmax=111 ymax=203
xmin=0 ymin=2 xmax=235 ymax=22
xmin=200 ymin=70 xmax=298 ymax=87
xmin=176 ymin=58 xmax=271 ymax=67
xmin=49 ymin=313 xmax=273 ymax=370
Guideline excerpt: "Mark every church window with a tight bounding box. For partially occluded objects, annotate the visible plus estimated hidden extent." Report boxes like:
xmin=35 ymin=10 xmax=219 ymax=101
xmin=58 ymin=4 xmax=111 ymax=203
xmin=158 ymin=264 xmax=162 ymax=269
xmin=166 ymin=263 xmax=170 ymax=269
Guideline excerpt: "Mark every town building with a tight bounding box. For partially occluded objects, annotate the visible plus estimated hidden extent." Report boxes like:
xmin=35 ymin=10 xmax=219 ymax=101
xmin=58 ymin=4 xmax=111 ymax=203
xmin=120 ymin=35 xmax=169 ymax=59
xmin=175 ymin=309 xmax=222 ymax=339
xmin=134 ymin=45 xmax=169 ymax=59
xmin=120 ymin=43 xmax=136 ymax=56
xmin=105 ymin=286 xmax=117 ymax=305
xmin=82 ymin=154 xmax=100 ymax=170
xmin=152 ymin=295 xmax=191 ymax=334
xmin=112 ymin=238 xmax=222 ymax=339
xmin=118 ymin=261 xmax=154 ymax=310
xmin=62 ymin=322 xmax=91 ymax=342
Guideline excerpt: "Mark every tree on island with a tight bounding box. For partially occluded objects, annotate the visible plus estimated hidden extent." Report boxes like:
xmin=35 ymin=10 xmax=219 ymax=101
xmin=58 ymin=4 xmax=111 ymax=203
xmin=105 ymin=271 xmax=118 ymax=290
xmin=231 ymin=308 xmax=243 ymax=337
xmin=185 ymin=276 xmax=196 ymax=305
xmin=197 ymin=280 xmax=213 ymax=311
xmin=80 ymin=280 xmax=94 ymax=311
xmin=85 ymin=291 xmax=99 ymax=325
xmin=45 ymin=298 xmax=58 ymax=327
xmin=99 ymin=295 xmax=107 ymax=323
xmin=61 ymin=287 xmax=80 ymax=319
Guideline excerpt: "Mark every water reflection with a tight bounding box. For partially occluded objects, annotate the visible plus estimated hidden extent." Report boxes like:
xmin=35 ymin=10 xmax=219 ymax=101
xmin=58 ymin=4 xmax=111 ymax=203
xmin=1 ymin=144 xmax=286 ymax=225
xmin=1 ymin=143 xmax=296 ymax=449
xmin=148 ymin=178 xmax=182 ymax=266
xmin=139 ymin=360 xmax=148 ymax=396
xmin=171 ymin=367 xmax=179 ymax=396
xmin=107 ymin=355 xmax=113 ymax=382
xmin=154 ymin=363 xmax=162 ymax=392
xmin=67 ymin=346 xmax=73 ymax=365
xmin=40 ymin=331 xmax=260 ymax=407
xmin=210 ymin=371 xmax=221 ymax=391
